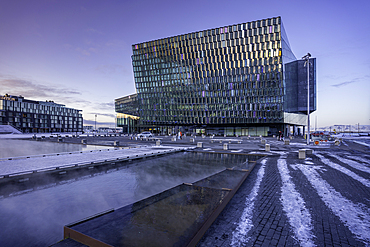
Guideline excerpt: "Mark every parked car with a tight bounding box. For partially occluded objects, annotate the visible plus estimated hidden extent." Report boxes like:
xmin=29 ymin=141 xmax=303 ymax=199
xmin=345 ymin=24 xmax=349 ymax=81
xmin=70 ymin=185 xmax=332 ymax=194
xmin=311 ymin=131 xmax=333 ymax=141
xmin=138 ymin=132 xmax=153 ymax=138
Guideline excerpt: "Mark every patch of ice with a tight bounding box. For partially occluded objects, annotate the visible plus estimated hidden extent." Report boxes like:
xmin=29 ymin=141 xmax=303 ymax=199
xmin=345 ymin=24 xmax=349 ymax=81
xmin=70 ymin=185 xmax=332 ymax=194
xmin=278 ymin=159 xmax=316 ymax=247
xmin=271 ymin=151 xmax=288 ymax=156
xmin=353 ymin=141 xmax=370 ymax=147
xmin=347 ymin=156 xmax=370 ymax=166
xmin=290 ymin=143 xmax=310 ymax=146
xmin=315 ymin=154 xmax=370 ymax=188
xmin=327 ymin=153 xmax=370 ymax=174
xmin=231 ymin=159 xmax=266 ymax=246
xmin=296 ymin=164 xmax=370 ymax=245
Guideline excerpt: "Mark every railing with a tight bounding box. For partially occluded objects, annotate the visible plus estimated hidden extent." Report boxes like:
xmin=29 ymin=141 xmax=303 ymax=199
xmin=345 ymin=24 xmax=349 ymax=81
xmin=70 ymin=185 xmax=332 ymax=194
xmin=6 ymin=123 xmax=23 ymax=134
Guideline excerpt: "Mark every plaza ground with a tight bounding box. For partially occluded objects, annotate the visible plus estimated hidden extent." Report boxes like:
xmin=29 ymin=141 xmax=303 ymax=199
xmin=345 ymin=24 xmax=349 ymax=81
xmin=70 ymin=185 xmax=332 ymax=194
xmin=1 ymin=133 xmax=370 ymax=246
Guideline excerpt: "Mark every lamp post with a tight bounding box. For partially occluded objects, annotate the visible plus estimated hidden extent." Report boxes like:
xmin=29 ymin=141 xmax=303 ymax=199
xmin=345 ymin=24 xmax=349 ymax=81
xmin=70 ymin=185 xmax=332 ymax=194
xmin=302 ymin=53 xmax=311 ymax=145
xmin=95 ymin=114 xmax=97 ymax=134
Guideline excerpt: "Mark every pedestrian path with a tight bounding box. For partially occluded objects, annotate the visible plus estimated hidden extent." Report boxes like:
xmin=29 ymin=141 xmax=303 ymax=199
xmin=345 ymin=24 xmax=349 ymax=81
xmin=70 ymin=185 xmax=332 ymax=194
xmin=198 ymin=150 xmax=370 ymax=247
xmin=0 ymin=145 xmax=194 ymax=177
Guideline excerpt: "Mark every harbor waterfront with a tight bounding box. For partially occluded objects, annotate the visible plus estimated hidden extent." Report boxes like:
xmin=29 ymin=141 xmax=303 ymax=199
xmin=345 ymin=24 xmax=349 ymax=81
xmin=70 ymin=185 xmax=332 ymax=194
xmin=0 ymin=134 xmax=369 ymax=246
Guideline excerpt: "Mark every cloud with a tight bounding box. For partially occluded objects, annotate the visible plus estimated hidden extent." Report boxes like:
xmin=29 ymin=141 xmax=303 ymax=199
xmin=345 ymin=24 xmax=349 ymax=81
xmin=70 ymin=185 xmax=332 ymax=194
xmin=0 ymin=78 xmax=81 ymax=97
xmin=0 ymin=76 xmax=118 ymax=123
xmin=323 ymin=74 xmax=344 ymax=80
xmin=75 ymin=47 xmax=92 ymax=56
xmin=60 ymin=96 xmax=92 ymax=107
xmin=331 ymin=80 xmax=356 ymax=88
xmin=94 ymin=64 xmax=127 ymax=74
xmin=64 ymin=42 xmax=98 ymax=58
xmin=88 ymin=112 xmax=116 ymax=118
xmin=63 ymin=44 xmax=72 ymax=50
xmin=98 ymin=102 xmax=115 ymax=109
xmin=105 ymin=40 xmax=125 ymax=48
xmin=0 ymin=76 xmax=91 ymax=108
xmin=83 ymin=119 xmax=115 ymax=127
xmin=83 ymin=102 xmax=116 ymax=120
xmin=87 ymin=102 xmax=115 ymax=115
xmin=331 ymin=75 xmax=369 ymax=88
xmin=85 ymin=28 xmax=103 ymax=35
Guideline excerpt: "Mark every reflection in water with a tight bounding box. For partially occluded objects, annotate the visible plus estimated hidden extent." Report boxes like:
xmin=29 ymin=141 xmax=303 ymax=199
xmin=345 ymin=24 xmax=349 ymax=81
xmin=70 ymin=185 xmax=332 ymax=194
xmin=0 ymin=139 xmax=107 ymax=159
xmin=0 ymin=151 xmax=248 ymax=246
xmin=71 ymin=184 xmax=230 ymax=247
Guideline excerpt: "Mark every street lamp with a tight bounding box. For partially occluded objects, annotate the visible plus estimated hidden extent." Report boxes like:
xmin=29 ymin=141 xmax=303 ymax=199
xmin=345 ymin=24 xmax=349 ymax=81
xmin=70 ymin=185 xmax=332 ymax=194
xmin=95 ymin=114 xmax=97 ymax=134
xmin=302 ymin=53 xmax=311 ymax=145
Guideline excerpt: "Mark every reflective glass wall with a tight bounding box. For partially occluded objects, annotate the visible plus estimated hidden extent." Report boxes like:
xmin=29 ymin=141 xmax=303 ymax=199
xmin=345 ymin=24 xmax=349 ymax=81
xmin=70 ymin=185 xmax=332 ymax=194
xmin=123 ymin=17 xmax=315 ymax=135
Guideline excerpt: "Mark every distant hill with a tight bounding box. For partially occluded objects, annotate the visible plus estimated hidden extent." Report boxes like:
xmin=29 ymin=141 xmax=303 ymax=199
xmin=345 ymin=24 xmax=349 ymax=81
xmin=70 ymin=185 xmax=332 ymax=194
xmin=317 ymin=125 xmax=370 ymax=132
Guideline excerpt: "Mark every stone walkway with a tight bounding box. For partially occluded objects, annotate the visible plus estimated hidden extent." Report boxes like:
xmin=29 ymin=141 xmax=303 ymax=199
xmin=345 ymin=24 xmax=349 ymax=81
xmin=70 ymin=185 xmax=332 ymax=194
xmin=197 ymin=147 xmax=370 ymax=246
xmin=0 ymin=145 xmax=193 ymax=176
xmin=2 ymin=134 xmax=369 ymax=246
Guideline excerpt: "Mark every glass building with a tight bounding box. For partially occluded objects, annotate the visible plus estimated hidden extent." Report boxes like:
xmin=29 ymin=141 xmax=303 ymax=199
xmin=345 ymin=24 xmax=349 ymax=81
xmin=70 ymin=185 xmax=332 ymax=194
xmin=0 ymin=94 xmax=83 ymax=133
xmin=116 ymin=16 xmax=316 ymax=136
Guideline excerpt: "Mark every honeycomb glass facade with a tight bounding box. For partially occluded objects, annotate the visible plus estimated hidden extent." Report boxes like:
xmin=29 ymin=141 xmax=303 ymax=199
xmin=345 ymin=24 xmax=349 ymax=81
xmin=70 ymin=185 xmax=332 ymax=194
xmin=117 ymin=16 xmax=316 ymax=136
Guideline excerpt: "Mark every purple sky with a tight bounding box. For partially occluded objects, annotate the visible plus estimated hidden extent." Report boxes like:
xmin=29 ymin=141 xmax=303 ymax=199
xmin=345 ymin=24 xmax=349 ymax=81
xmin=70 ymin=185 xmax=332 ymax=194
xmin=0 ymin=0 xmax=369 ymax=128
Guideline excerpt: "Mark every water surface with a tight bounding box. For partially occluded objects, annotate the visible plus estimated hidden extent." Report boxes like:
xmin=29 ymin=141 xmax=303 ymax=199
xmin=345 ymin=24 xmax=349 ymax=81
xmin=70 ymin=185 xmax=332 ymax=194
xmin=0 ymin=151 xmax=250 ymax=246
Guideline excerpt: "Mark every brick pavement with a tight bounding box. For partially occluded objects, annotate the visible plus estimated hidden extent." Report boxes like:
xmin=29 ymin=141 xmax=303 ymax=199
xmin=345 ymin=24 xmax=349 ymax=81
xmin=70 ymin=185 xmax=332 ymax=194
xmin=197 ymin=140 xmax=370 ymax=247
xmin=11 ymin=134 xmax=370 ymax=246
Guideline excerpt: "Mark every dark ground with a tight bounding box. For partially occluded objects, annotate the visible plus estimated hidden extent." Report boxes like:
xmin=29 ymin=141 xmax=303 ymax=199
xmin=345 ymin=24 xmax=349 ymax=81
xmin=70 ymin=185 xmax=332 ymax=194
xmin=31 ymin=134 xmax=370 ymax=246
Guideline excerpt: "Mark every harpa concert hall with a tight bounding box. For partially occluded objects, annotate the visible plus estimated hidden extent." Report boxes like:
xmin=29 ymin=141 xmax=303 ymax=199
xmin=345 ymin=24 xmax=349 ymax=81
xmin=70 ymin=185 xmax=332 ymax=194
xmin=115 ymin=16 xmax=316 ymax=136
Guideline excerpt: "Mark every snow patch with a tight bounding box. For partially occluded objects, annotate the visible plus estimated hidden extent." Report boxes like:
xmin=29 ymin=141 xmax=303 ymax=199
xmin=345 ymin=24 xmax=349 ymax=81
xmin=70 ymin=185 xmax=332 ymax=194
xmin=296 ymin=164 xmax=370 ymax=245
xmin=231 ymin=159 xmax=266 ymax=246
xmin=315 ymin=153 xmax=370 ymax=188
xmin=347 ymin=156 xmax=370 ymax=166
xmin=353 ymin=140 xmax=370 ymax=147
xmin=278 ymin=159 xmax=316 ymax=247
xmin=327 ymin=153 xmax=370 ymax=174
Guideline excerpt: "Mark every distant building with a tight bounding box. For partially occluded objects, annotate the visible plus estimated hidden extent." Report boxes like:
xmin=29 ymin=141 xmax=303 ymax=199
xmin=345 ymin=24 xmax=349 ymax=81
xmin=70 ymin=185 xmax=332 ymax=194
xmin=83 ymin=125 xmax=93 ymax=131
xmin=115 ymin=16 xmax=316 ymax=136
xmin=0 ymin=94 xmax=83 ymax=133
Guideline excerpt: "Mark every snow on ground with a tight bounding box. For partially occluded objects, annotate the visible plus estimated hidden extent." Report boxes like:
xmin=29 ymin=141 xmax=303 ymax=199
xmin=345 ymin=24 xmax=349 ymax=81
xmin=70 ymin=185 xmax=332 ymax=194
xmin=0 ymin=132 xmax=85 ymax=139
xmin=326 ymin=153 xmax=370 ymax=174
xmin=353 ymin=140 xmax=370 ymax=147
xmin=331 ymin=133 xmax=364 ymax=138
xmin=288 ymin=142 xmax=331 ymax=148
xmin=315 ymin=153 xmax=370 ymax=188
xmin=0 ymin=146 xmax=191 ymax=176
xmin=231 ymin=159 xmax=266 ymax=246
xmin=278 ymin=158 xmax=315 ymax=247
xmin=296 ymin=164 xmax=370 ymax=246
xmin=347 ymin=156 xmax=370 ymax=165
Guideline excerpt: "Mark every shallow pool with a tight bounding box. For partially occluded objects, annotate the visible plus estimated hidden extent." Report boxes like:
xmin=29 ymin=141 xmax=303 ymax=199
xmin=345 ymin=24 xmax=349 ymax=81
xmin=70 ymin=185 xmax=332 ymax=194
xmin=0 ymin=151 xmax=251 ymax=246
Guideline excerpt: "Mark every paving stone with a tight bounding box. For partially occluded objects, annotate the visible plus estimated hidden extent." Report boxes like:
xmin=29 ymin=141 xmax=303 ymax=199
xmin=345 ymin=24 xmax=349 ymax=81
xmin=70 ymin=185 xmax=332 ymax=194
xmin=270 ymin=238 xmax=279 ymax=246
xmin=197 ymin=139 xmax=370 ymax=247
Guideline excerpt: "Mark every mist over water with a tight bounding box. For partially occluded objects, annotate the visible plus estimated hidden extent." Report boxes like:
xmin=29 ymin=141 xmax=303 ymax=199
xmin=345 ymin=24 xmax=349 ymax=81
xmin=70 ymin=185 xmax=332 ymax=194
xmin=0 ymin=139 xmax=108 ymax=158
xmin=0 ymin=151 xmax=248 ymax=246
